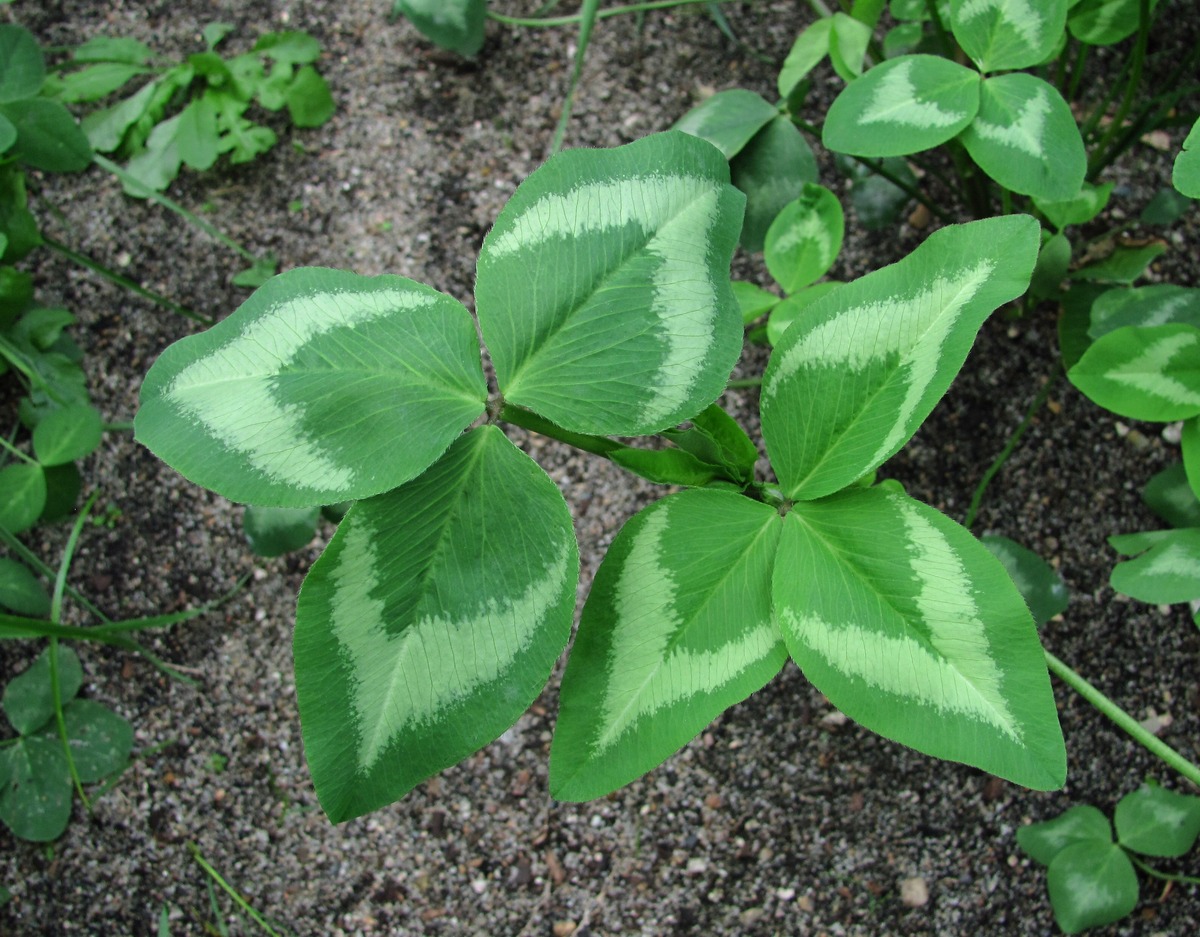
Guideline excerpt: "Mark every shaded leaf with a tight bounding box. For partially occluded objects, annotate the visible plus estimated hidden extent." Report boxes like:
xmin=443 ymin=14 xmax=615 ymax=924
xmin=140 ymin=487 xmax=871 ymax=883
xmin=672 ymin=89 xmax=778 ymax=160
xmin=2 ymin=646 xmax=82 ymax=736
xmin=62 ymin=699 xmax=133 ymax=783
xmin=731 ymin=116 xmax=819 ymax=253
xmin=0 ymin=558 xmax=50 ymax=618
xmin=1018 ymin=804 xmax=1113 ymax=867
xmin=981 ymin=535 xmax=1069 ymax=628
xmin=1068 ymin=323 xmax=1200 ymax=421
xmin=243 ymin=504 xmax=320 ymax=557
xmin=1115 ymin=781 xmax=1200 ymax=857
xmin=0 ymin=735 xmax=72 ymax=841
xmin=394 ymin=0 xmax=488 ymax=56
xmin=31 ymin=404 xmax=103 ymax=466
xmin=1046 ymin=842 xmax=1139 ymax=934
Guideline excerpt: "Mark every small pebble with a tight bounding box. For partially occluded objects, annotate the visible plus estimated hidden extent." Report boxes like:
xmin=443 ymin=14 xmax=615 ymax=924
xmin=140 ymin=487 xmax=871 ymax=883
xmin=552 ymin=922 xmax=576 ymax=937
xmin=900 ymin=876 xmax=929 ymax=908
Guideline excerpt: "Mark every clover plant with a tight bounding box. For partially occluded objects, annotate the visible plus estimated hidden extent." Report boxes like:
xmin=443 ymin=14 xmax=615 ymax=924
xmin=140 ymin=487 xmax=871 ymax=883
xmin=135 ymin=129 xmax=1065 ymax=821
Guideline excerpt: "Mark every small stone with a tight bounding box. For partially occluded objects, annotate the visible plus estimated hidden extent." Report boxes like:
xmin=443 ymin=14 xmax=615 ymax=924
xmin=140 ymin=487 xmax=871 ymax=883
xmin=776 ymin=887 xmax=795 ymax=901
xmin=685 ymin=857 xmax=708 ymax=876
xmin=470 ymin=878 xmax=487 ymax=895
xmin=704 ymin=793 xmax=723 ymax=809
xmin=900 ymin=876 xmax=929 ymax=908
xmin=740 ymin=908 xmax=765 ymax=926
xmin=552 ymin=922 xmax=576 ymax=937
xmin=820 ymin=709 xmax=848 ymax=730
xmin=796 ymin=895 xmax=815 ymax=912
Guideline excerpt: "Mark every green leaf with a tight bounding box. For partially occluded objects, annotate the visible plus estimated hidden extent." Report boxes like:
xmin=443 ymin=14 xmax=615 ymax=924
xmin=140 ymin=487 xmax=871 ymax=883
xmin=1115 ymin=782 xmax=1200 ymax=857
xmin=0 ymin=558 xmax=50 ymax=617
xmin=764 ymin=183 xmax=844 ymax=294
xmin=672 ymin=89 xmax=779 ymax=160
xmin=1088 ymin=285 xmax=1200 ymax=340
xmin=778 ymin=18 xmax=833 ymax=98
xmin=121 ymin=112 xmax=184 ymax=194
xmin=828 ymin=13 xmax=873 ymax=81
xmin=1139 ymin=187 xmax=1192 ymax=226
xmin=476 ymin=131 xmax=744 ymax=436
xmin=0 ymin=166 xmax=41 ymax=263
xmin=0 ymin=735 xmax=72 ymax=841
xmin=212 ymin=91 xmax=276 ymax=164
xmin=295 ymin=426 xmax=577 ymax=821
xmin=55 ymin=63 xmax=149 ymax=104
xmin=3 ymin=646 xmax=82 ymax=735
xmin=1058 ymin=282 xmax=1108 ymax=370
xmin=0 ymin=113 xmax=13 ymax=153
xmin=762 ymin=215 xmax=1039 ymax=500
xmin=1072 ymin=242 xmax=1166 ymax=284
xmin=81 ymin=80 xmax=157 ymax=153
xmin=243 ymin=504 xmax=320 ymax=557
xmin=395 ymin=0 xmax=488 ymax=56
xmin=950 ymin=0 xmax=1068 ymax=72
xmin=31 ymin=404 xmax=103 ymax=466
xmin=1018 ymin=804 xmax=1113 ymax=866
xmin=1068 ymin=0 xmax=1156 ymax=45
xmin=61 ymin=699 xmax=133 ymax=783
xmin=731 ymin=116 xmax=818 ymax=253
xmin=1142 ymin=461 xmax=1200 ymax=528
xmin=136 ymin=267 xmax=487 ymax=507
xmin=1109 ymin=527 xmax=1200 ymax=604
xmin=231 ymin=253 xmax=278 ymax=289
xmin=823 ymin=55 xmax=981 ymax=158
xmin=1046 ymin=842 xmax=1139 ymax=934
xmin=176 ymin=95 xmax=220 ymax=171
xmin=40 ymin=462 xmax=82 ymax=523
xmin=980 ymin=535 xmax=1069 ymax=628
xmin=1068 ymin=324 xmax=1200 ymax=421
xmin=1035 ymin=181 xmax=1113 ymax=230
xmin=766 ymin=282 xmax=843 ymax=346
xmin=1030 ymin=231 xmax=1071 ymax=300
xmin=285 ymin=66 xmax=334 ymax=128
xmin=775 ymin=487 xmax=1065 ymax=789
xmin=0 ymin=99 xmax=93 ymax=172
xmin=0 ymin=462 xmax=47 ymax=535
xmin=1183 ymin=418 xmax=1200 ymax=504
xmin=551 ymin=489 xmax=785 ymax=801
xmin=72 ymin=36 xmax=153 ymax=65
xmin=882 ymin=21 xmax=925 ymax=58
xmin=959 ymin=73 xmax=1085 ymax=201
xmin=660 ymin=403 xmax=760 ymax=486
xmin=731 ymin=281 xmax=779 ymax=323
xmin=846 ymin=157 xmax=917 ymax=230
xmin=203 ymin=23 xmax=235 ymax=51
xmin=0 ymin=25 xmax=45 ymax=104
xmin=608 ymin=446 xmax=720 ymax=487
xmin=1174 ymin=119 xmax=1200 ymax=199
xmin=253 ymin=31 xmax=322 ymax=66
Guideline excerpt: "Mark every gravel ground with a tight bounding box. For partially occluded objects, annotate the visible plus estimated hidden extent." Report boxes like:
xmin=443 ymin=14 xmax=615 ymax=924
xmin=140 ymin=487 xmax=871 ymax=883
xmin=2 ymin=2 xmax=1199 ymax=935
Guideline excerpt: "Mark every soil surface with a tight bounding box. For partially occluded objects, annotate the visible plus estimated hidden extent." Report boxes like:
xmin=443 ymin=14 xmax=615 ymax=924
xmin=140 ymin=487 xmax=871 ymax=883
xmin=2 ymin=2 xmax=1199 ymax=935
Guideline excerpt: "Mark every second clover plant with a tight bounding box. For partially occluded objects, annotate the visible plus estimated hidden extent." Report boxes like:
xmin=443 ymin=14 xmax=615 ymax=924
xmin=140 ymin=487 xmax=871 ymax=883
xmin=135 ymin=130 xmax=1066 ymax=823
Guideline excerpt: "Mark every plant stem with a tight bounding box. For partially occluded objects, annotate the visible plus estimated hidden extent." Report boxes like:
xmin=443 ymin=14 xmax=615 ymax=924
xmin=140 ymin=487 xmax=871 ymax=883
xmin=1044 ymin=650 xmax=1200 ymax=789
xmin=964 ymin=374 xmax=1057 ymax=530
xmin=1127 ymin=853 xmax=1200 ymax=887
xmin=0 ymin=436 xmax=37 ymax=465
xmin=726 ymin=377 xmax=762 ymax=389
xmin=187 ymin=843 xmax=282 ymax=937
xmin=498 ymin=403 xmax=624 ymax=458
xmin=40 ymin=235 xmax=210 ymax=325
xmin=489 ymin=0 xmax=729 ymax=28
xmin=549 ymin=0 xmax=600 ymax=155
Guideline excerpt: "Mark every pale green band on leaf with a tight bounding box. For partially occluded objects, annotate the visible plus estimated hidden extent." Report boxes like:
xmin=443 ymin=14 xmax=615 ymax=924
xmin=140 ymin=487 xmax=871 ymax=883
xmin=860 ymin=58 xmax=966 ymax=129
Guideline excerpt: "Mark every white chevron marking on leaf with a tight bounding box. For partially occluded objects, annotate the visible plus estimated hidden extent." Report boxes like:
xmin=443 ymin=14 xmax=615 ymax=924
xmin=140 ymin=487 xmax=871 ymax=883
xmin=973 ymin=85 xmax=1050 ymax=158
xmin=1108 ymin=331 xmax=1200 ymax=407
xmin=860 ymin=59 xmax=967 ymax=129
xmin=959 ymin=0 xmax=1044 ymax=48
xmin=167 ymin=288 xmax=434 ymax=491
xmin=1140 ymin=541 xmax=1200 ymax=579
xmin=330 ymin=518 xmax=571 ymax=772
xmin=488 ymin=175 xmax=724 ymax=426
xmin=771 ymin=211 xmax=834 ymax=267
xmin=595 ymin=507 xmax=778 ymax=753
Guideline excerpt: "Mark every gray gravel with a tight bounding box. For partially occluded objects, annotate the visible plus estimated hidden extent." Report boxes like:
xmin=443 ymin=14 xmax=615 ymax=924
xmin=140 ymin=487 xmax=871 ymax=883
xmin=2 ymin=2 xmax=1199 ymax=935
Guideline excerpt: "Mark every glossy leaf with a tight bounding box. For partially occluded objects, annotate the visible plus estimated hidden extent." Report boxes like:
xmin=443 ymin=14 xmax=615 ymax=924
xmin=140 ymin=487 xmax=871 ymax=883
xmin=981 ymin=535 xmax=1069 ymax=628
xmin=1018 ymin=804 xmax=1113 ymax=866
xmin=63 ymin=699 xmax=133 ymax=783
xmin=0 ymin=735 xmax=71 ymax=841
xmin=950 ymin=0 xmax=1068 ymax=72
xmin=778 ymin=18 xmax=833 ymax=97
xmin=731 ymin=117 xmax=819 ymax=252
xmin=762 ymin=215 xmax=1038 ymax=500
xmin=774 ymin=487 xmax=1065 ymax=789
xmin=1088 ymin=285 xmax=1200 ymax=340
xmin=551 ymin=490 xmax=785 ymax=801
xmin=0 ymin=462 xmax=47 ymax=535
xmin=1174 ymin=118 xmax=1200 ymax=198
xmin=731 ymin=281 xmax=779 ymax=323
xmin=1068 ymin=0 xmax=1156 ymax=45
xmin=766 ymin=282 xmax=843 ymax=346
xmin=295 ymin=426 xmax=577 ymax=821
xmin=137 ymin=267 xmax=487 ymax=507
xmin=960 ymin=73 xmax=1085 ymax=201
xmin=243 ymin=505 xmax=320 ymax=557
xmin=823 ymin=55 xmax=981 ymax=158
xmin=764 ymin=184 xmax=844 ymax=294
xmin=0 ymin=26 xmax=44 ymax=104
xmin=3 ymin=646 xmax=82 ymax=736
xmin=1068 ymin=324 xmax=1200 ymax=421
xmin=394 ymin=0 xmax=487 ymax=56
xmin=0 ymin=558 xmax=50 ymax=618
xmin=1115 ymin=782 xmax=1200 ymax=857
xmin=1109 ymin=527 xmax=1200 ymax=604
xmin=1046 ymin=843 xmax=1139 ymax=934
xmin=672 ymin=89 xmax=778 ymax=160
xmin=1142 ymin=461 xmax=1200 ymax=528
xmin=31 ymin=404 xmax=103 ymax=466
xmin=476 ymin=132 xmax=744 ymax=436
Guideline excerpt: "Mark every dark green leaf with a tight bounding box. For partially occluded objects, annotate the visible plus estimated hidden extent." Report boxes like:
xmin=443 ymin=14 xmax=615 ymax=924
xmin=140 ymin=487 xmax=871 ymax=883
xmin=1071 ymin=243 xmax=1166 ymax=284
xmin=0 ymin=99 xmax=93 ymax=172
xmin=0 ymin=462 xmax=47 ymax=535
xmin=1115 ymin=781 xmax=1200 ymax=857
xmin=731 ymin=116 xmax=819 ymax=252
xmin=981 ymin=536 xmax=1069 ymax=628
xmin=608 ymin=446 xmax=719 ymax=487
xmin=395 ymin=0 xmax=488 ymax=57
xmin=661 ymin=403 xmax=760 ymax=485
xmin=31 ymin=404 xmax=103 ymax=466
xmin=1030 ymin=231 xmax=1071 ymax=300
xmin=243 ymin=504 xmax=320 ymax=557
xmin=61 ymin=699 xmax=133 ymax=783
xmin=672 ymin=89 xmax=778 ymax=160
xmin=2 ymin=646 xmax=82 ymax=735
xmin=1017 ymin=804 xmax=1113 ymax=866
xmin=1142 ymin=462 xmax=1200 ymax=528
xmin=0 ymin=558 xmax=50 ymax=617
xmin=1046 ymin=842 xmax=1139 ymax=934
xmin=0 ymin=735 xmax=72 ymax=841
xmin=40 ymin=462 xmax=82 ymax=523
xmin=1140 ymin=187 xmax=1192 ymax=225
xmin=0 ymin=25 xmax=45 ymax=104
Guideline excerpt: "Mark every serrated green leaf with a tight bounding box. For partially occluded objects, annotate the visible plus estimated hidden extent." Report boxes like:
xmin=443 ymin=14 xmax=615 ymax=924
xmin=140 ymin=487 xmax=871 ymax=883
xmin=3 ymin=646 xmax=82 ymax=735
xmin=981 ymin=536 xmax=1069 ymax=628
xmin=0 ymin=462 xmax=47 ymax=535
xmin=395 ymin=0 xmax=488 ymax=56
xmin=960 ymin=74 xmax=1084 ymax=201
xmin=823 ymin=55 xmax=981 ymax=158
xmin=212 ymin=91 xmax=275 ymax=164
xmin=476 ymin=131 xmax=744 ymax=436
xmin=1071 ymin=242 xmax=1165 ymax=284
xmin=766 ymin=282 xmax=843 ymax=346
xmin=1036 ymin=181 xmax=1113 ymax=230
xmin=731 ymin=281 xmax=780 ymax=323
xmin=672 ymin=89 xmax=779 ymax=160
xmin=1088 ymin=285 xmax=1200 ymax=340
xmin=1018 ymin=804 xmax=1113 ymax=866
xmin=122 ymin=112 xmax=184 ymax=194
xmin=0 ymin=99 xmax=93 ymax=172
xmin=762 ymin=215 xmax=1038 ymax=500
xmin=31 ymin=404 xmax=103 ymax=466
xmin=136 ymin=267 xmax=487 ymax=507
xmin=951 ymin=0 xmax=1068 ymax=72
xmin=778 ymin=18 xmax=833 ymax=98
xmin=764 ymin=184 xmax=844 ymax=294
xmin=243 ymin=504 xmax=320 ymax=557
xmin=253 ymin=31 xmax=321 ymax=65
xmin=81 ymin=80 xmax=157 ymax=153
xmin=0 ymin=735 xmax=72 ymax=841
xmin=1143 ymin=462 xmax=1200 ymax=528
xmin=1068 ymin=0 xmax=1156 ymax=45
xmin=285 ymin=66 xmax=334 ymax=128
xmin=551 ymin=489 xmax=785 ymax=801
xmin=61 ymin=699 xmax=133 ymax=783
xmin=1109 ymin=527 xmax=1200 ymax=604
xmin=0 ymin=558 xmax=50 ymax=617
xmin=1174 ymin=119 xmax=1200 ymax=199
xmin=1046 ymin=842 xmax=1139 ymax=934
xmin=1068 ymin=323 xmax=1200 ymax=421
xmin=295 ymin=426 xmax=577 ymax=821
xmin=1115 ymin=782 xmax=1200 ymax=857
xmin=775 ymin=487 xmax=1065 ymax=789
xmin=0 ymin=26 xmax=45 ymax=104
xmin=731 ymin=116 xmax=819 ymax=253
